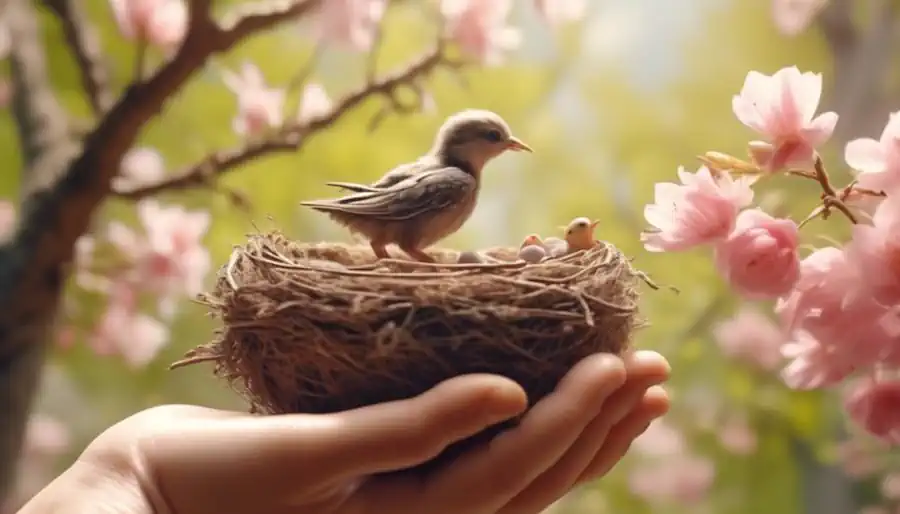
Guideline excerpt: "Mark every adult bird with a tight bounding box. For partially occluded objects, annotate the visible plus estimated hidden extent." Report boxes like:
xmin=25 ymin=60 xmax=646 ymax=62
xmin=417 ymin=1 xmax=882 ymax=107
xmin=301 ymin=110 xmax=532 ymax=262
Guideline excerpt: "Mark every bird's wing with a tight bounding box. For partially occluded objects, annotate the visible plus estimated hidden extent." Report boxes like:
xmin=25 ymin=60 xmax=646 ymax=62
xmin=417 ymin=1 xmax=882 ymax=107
xmin=324 ymin=181 xmax=382 ymax=193
xmin=301 ymin=168 xmax=475 ymax=222
xmin=370 ymin=157 xmax=441 ymax=188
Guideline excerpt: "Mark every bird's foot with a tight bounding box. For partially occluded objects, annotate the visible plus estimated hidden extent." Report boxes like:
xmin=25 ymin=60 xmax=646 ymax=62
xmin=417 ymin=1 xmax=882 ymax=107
xmin=371 ymin=243 xmax=390 ymax=260
xmin=402 ymin=247 xmax=436 ymax=263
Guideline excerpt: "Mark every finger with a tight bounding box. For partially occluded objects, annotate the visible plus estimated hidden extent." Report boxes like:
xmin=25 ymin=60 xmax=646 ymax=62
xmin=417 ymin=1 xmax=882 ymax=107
xmin=420 ymin=353 xmax=627 ymax=513
xmin=576 ymin=385 xmax=670 ymax=484
xmin=498 ymin=352 xmax=669 ymax=514
xmin=146 ymin=374 xmax=528 ymax=505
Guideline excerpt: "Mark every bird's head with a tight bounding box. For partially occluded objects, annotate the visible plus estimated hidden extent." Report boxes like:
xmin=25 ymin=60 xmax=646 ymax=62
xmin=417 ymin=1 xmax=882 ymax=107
xmin=560 ymin=217 xmax=599 ymax=245
xmin=431 ymin=109 xmax=532 ymax=172
xmin=520 ymin=233 xmax=543 ymax=249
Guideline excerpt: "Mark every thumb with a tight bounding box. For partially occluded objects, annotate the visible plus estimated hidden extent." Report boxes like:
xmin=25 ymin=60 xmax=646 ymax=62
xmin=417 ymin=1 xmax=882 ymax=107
xmin=322 ymin=374 xmax=529 ymax=478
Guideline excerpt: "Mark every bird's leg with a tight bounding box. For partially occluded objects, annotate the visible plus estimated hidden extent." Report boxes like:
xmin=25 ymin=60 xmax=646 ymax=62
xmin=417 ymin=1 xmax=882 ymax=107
xmin=371 ymin=242 xmax=390 ymax=260
xmin=400 ymin=245 xmax=436 ymax=263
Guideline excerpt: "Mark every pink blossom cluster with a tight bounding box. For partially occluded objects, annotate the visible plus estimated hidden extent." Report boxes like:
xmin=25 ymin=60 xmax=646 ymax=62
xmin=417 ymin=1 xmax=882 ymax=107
xmin=641 ymin=65 xmax=900 ymax=443
xmin=627 ymin=419 xmax=716 ymax=505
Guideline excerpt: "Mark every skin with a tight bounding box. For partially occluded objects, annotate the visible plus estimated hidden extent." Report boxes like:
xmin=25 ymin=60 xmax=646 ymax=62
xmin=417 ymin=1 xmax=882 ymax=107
xmin=18 ymin=351 xmax=670 ymax=514
xmin=302 ymin=110 xmax=532 ymax=263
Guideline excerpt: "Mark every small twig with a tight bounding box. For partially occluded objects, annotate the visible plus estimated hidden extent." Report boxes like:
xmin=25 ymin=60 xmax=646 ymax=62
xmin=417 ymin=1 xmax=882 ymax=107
xmin=114 ymin=43 xmax=455 ymax=200
xmin=42 ymin=0 xmax=115 ymax=116
xmin=133 ymin=41 xmax=148 ymax=83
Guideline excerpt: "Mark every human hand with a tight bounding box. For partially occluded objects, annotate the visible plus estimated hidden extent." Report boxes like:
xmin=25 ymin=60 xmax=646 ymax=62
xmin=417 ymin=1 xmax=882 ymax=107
xmin=19 ymin=351 xmax=669 ymax=514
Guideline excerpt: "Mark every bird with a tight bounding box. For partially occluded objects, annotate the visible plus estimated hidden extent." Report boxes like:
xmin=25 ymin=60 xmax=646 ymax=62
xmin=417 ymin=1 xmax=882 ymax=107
xmin=520 ymin=233 xmax=544 ymax=249
xmin=561 ymin=216 xmax=600 ymax=254
xmin=456 ymin=251 xmax=484 ymax=264
xmin=518 ymin=244 xmax=547 ymax=263
xmin=301 ymin=110 xmax=532 ymax=263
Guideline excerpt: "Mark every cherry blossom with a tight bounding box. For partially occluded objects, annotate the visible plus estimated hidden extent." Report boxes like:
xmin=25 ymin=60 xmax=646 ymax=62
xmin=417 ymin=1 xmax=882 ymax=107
xmin=641 ymin=166 xmax=754 ymax=252
xmin=298 ymin=83 xmax=332 ymax=123
xmin=845 ymin=194 xmax=900 ymax=307
xmin=836 ymin=438 xmax=882 ymax=478
xmin=108 ymin=0 xmax=188 ymax=50
xmin=107 ymin=199 xmax=211 ymax=319
xmin=881 ymin=473 xmax=900 ymax=500
xmin=780 ymin=331 xmax=857 ymax=390
xmin=222 ymin=62 xmax=286 ymax=137
xmin=717 ymin=416 xmax=758 ymax=455
xmin=713 ymin=209 xmax=800 ymax=299
xmin=314 ymin=0 xmax=386 ymax=52
xmin=732 ymin=66 xmax=838 ymax=171
xmin=113 ymin=146 xmax=166 ymax=191
xmin=628 ymin=454 xmax=715 ymax=505
xmin=90 ymin=282 xmax=169 ymax=367
xmin=772 ymin=0 xmax=828 ymax=37
xmin=632 ymin=419 xmax=687 ymax=456
xmin=0 ymin=199 xmax=15 ymax=240
xmin=441 ymin=0 xmax=522 ymax=65
xmin=533 ymin=0 xmax=588 ymax=26
xmin=713 ymin=305 xmax=786 ymax=371
xmin=0 ymin=17 xmax=8 ymax=59
xmin=845 ymin=379 xmax=900 ymax=444
xmin=845 ymin=112 xmax=900 ymax=195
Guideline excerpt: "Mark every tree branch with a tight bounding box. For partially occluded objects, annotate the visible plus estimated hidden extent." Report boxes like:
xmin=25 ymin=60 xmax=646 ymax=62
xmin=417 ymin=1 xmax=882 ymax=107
xmin=114 ymin=45 xmax=454 ymax=199
xmin=0 ymin=0 xmax=328 ymax=503
xmin=42 ymin=0 xmax=115 ymax=117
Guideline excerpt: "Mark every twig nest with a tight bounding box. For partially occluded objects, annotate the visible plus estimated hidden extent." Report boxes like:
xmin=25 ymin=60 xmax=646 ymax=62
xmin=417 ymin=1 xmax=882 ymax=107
xmin=176 ymin=231 xmax=646 ymax=473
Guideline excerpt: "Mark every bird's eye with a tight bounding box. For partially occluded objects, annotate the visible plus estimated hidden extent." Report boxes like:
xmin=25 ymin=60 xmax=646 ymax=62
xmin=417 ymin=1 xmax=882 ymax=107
xmin=484 ymin=129 xmax=504 ymax=143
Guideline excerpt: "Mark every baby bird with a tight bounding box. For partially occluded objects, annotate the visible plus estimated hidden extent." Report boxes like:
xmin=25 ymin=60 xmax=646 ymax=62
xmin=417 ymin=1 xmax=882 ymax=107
xmin=301 ymin=110 xmax=532 ymax=262
xmin=562 ymin=217 xmax=600 ymax=254
xmin=520 ymin=233 xmax=544 ymax=249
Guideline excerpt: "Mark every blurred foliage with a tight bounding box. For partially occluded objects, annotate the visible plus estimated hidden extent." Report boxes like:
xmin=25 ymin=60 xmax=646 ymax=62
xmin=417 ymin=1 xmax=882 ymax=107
xmin=2 ymin=0 xmax=881 ymax=512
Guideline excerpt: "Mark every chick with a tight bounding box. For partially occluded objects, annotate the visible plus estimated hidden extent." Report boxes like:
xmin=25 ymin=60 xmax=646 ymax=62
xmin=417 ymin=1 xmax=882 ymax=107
xmin=520 ymin=233 xmax=544 ymax=249
xmin=541 ymin=236 xmax=568 ymax=258
xmin=301 ymin=110 xmax=532 ymax=262
xmin=562 ymin=217 xmax=600 ymax=254
xmin=457 ymin=251 xmax=484 ymax=264
xmin=518 ymin=244 xmax=547 ymax=264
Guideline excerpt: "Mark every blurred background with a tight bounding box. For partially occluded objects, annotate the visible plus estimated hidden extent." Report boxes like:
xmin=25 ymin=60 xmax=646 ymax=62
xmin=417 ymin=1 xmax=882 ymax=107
xmin=3 ymin=0 xmax=899 ymax=512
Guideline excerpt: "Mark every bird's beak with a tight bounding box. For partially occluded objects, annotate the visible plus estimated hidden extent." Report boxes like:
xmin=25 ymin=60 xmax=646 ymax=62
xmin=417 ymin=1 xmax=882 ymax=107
xmin=556 ymin=225 xmax=568 ymax=232
xmin=590 ymin=220 xmax=599 ymax=229
xmin=506 ymin=136 xmax=533 ymax=153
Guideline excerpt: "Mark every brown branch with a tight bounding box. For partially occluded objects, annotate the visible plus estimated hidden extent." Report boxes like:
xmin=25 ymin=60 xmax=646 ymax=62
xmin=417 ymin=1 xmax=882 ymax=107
xmin=0 ymin=0 xmax=329 ymax=504
xmin=42 ymin=0 xmax=115 ymax=117
xmin=114 ymin=44 xmax=454 ymax=199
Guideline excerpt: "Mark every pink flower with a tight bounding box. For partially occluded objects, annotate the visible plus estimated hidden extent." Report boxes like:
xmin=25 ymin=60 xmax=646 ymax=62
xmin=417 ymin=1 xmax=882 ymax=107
xmin=781 ymin=330 xmax=857 ymax=390
xmin=0 ymin=199 xmax=15 ymax=240
xmin=718 ymin=416 xmax=758 ymax=455
xmin=441 ymin=0 xmax=521 ymax=65
xmin=108 ymin=0 xmax=187 ymax=50
xmin=632 ymin=420 xmax=686 ymax=456
xmin=881 ymin=473 xmax=900 ymax=500
xmin=0 ymin=17 xmax=9 ymax=60
xmin=91 ymin=283 xmax=169 ymax=367
xmin=107 ymin=200 xmax=211 ymax=318
xmin=314 ymin=0 xmax=386 ymax=52
xmin=845 ymin=112 xmax=900 ymax=194
xmin=533 ymin=0 xmax=587 ymax=26
xmin=772 ymin=0 xmax=828 ymax=37
xmin=713 ymin=305 xmax=786 ymax=371
xmin=23 ymin=415 xmax=70 ymax=459
xmin=222 ymin=62 xmax=286 ymax=137
xmin=845 ymin=379 xmax=900 ymax=444
xmin=113 ymin=146 xmax=166 ymax=191
xmin=713 ymin=209 xmax=800 ymax=299
xmin=732 ymin=66 xmax=838 ymax=171
xmin=628 ymin=455 xmax=715 ymax=505
xmin=836 ymin=439 xmax=882 ymax=478
xmin=845 ymin=194 xmax=900 ymax=306
xmin=641 ymin=166 xmax=754 ymax=252
xmin=776 ymin=247 xmax=893 ymax=380
xmin=298 ymin=83 xmax=332 ymax=123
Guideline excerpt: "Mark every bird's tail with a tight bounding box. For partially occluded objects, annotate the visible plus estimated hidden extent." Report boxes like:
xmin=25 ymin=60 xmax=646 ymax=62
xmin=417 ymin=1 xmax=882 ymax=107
xmin=325 ymin=181 xmax=381 ymax=193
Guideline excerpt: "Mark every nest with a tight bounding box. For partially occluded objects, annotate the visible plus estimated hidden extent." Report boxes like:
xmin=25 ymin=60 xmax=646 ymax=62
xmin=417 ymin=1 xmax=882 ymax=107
xmin=175 ymin=231 xmax=649 ymax=474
